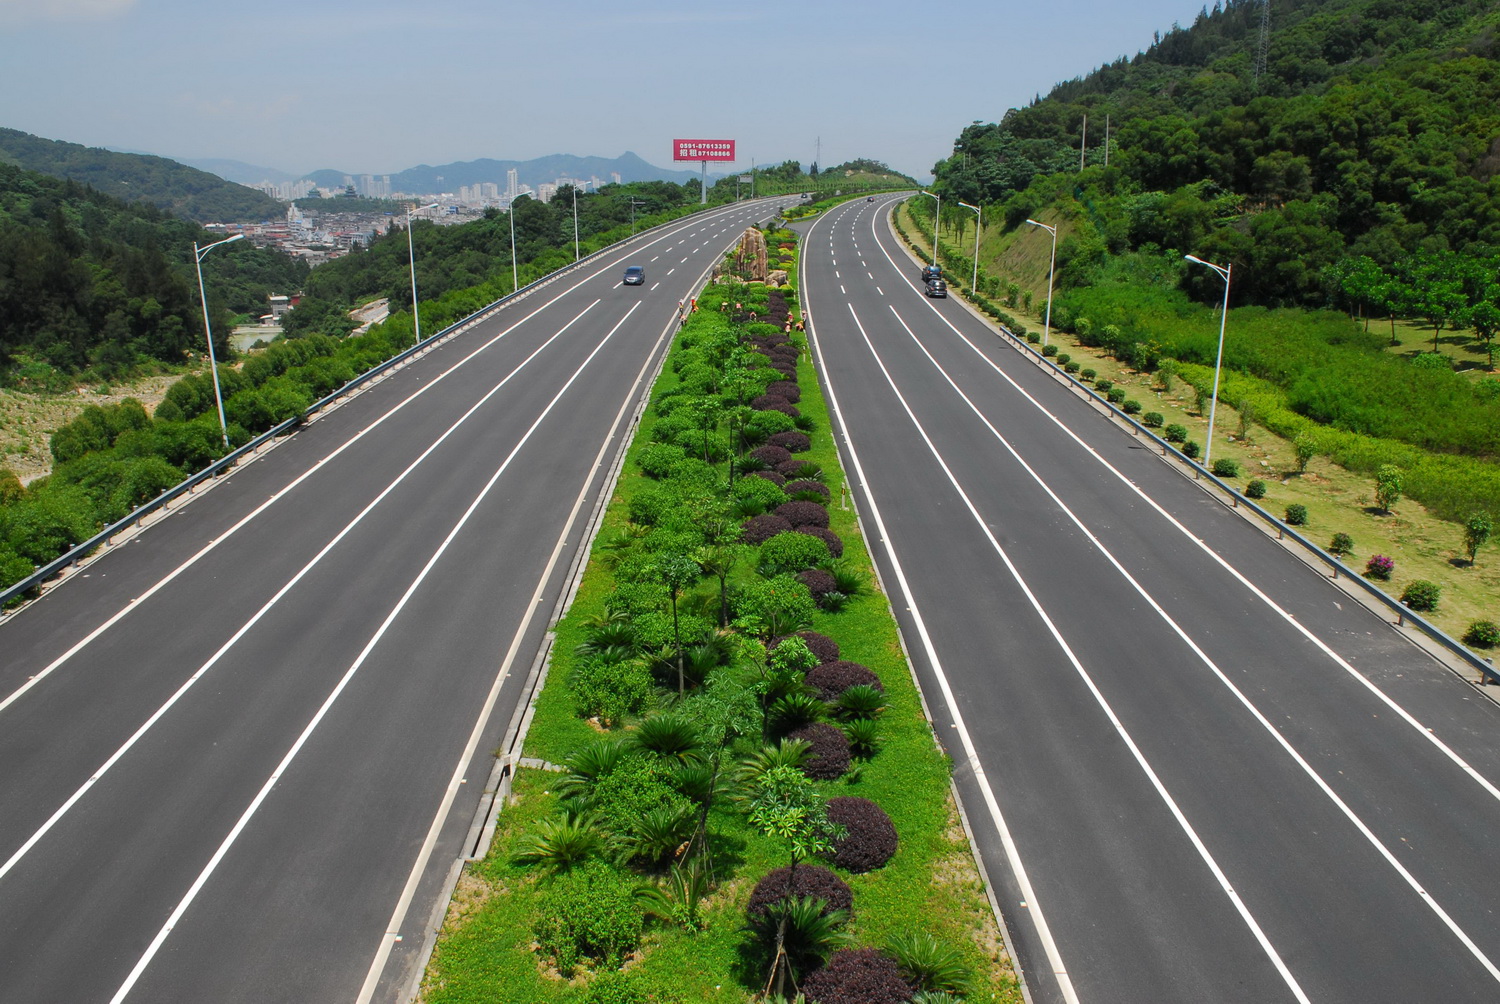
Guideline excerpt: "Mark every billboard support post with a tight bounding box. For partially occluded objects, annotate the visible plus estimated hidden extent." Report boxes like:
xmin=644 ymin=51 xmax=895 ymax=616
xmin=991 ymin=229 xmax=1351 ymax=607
xmin=673 ymin=139 xmax=736 ymax=206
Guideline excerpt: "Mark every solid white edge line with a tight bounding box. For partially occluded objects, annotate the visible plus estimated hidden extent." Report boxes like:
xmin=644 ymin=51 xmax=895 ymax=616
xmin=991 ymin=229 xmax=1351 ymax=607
xmin=849 ymin=302 xmax=1312 ymax=1000
xmin=0 ymin=301 xmax=603 ymax=887
xmin=886 ymin=300 xmax=1500 ymax=986
xmin=866 ymin=213 xmax=1500 ymax=808
xmin=109 ymin=303 xmax=643 ymax=1004
xmin=802 ymin=205 xmax=1079 ymax=1004
xmin=0 ymin=200 xmax=761 ymax=717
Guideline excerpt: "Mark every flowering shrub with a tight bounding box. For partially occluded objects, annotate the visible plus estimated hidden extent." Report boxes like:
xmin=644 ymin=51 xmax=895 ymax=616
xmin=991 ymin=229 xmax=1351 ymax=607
xmin=797 ymin=568 xmax=840 ymax=602
xmin=802 ymin=949 xmax=913 ymax=1004
xmin=797 ymin=527 xmax=844 ymax=558
xmin=747 ymin=865 xmax=853 ymax=919
xmin=759 ymin=531 xmax=831 ymax=576
xmin=766 ymin=381 xmax=802 ymax=403
xmin=742 ymin=514 xmax=794 ymax=545
xmin=751 ymin=395 xmax=799 ymax=417
xmin=1365 ymin=554 xmax=1395 ymax=580
xmin=750 ymin=444 xmax=793 ymax=468
xmin=773 ymin=630 xmax=840 ymax=664
xmin=805 ymin=660 xmax=882 ymax=702
xmin=825 ymin=797 xmax=898 ymax=873
xmin=789 ymin=722 xmax=852 ymax=779
xmin=769 ymin=431 xmax=812 ymax=453
xmin=1401 ymin=579 xmax=1441 ymax=612
xmin=776 ymin=500 xmax=830 ymax=529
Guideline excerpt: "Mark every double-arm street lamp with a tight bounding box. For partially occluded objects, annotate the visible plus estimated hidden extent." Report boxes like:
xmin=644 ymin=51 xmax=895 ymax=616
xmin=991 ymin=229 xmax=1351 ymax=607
xmin=1025 ymin=218 xmax=1058 ymax=347
xmin=958 ymin=201 xmax=982 ymax=293
xmin=192 ymin=232 xmax=243 ymax=449
xmin=919 ymin=190 xmax=940 ymax=268
xmin=406 ymin=202 xmax=437 ymax=344
xmin=1184 ymin=254 xmax=1233 ymax=466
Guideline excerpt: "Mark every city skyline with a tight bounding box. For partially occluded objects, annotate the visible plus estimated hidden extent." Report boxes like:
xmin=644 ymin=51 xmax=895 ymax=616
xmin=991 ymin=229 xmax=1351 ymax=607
xmin=0 ymin=0 xmax=1216 ymax=182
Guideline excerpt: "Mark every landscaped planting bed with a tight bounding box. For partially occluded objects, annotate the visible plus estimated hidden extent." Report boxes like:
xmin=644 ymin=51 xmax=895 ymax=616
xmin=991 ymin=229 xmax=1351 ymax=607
xmin=418 ymin=228 xmax=1019 ymax=1003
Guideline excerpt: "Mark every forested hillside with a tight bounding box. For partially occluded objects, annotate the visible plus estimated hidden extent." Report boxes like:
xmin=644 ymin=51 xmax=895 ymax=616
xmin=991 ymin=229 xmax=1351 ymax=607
xmin=0 ymin=127 xmax=285 ymax=223
xmin=0 ymin=163 xmax=308 ymax=382
xmin=931 ymin=0 xmax=1500 ymax=308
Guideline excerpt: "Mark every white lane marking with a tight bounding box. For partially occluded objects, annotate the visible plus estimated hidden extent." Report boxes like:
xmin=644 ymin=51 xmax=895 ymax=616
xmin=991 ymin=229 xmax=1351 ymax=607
xmin=680 ymin=257 xmax=688 ymax=263
xmin=867 ymin=217 xmax=1500 ymax=808
xmin=884 ymin=303 xmax=1500 ymax=986
xmin=107 ymin=303 xmax=643 ymax=1004
xmin=839 ymin=284 xmax=845 ymax=295
xmin=650 ymin=255 xmax=659 ymax=261
xmin=354 ymin=294 xmax=688 ymax=1004
xmin=831 ymin=259 xmax=837 ymax=266
xmin=877 ymin=287 xmax=884 ymax=296
xmin=667 ymin=268 xmax=676 ymax=276
xmin=801 ymin=273 xmax=1080 ymax=1001
xmin=867 ymin=272 xmax=873 ymax=280
xmin=835 ymin=271 xmax=840 ymax=279
xmin=849 ymin=304 xmax=1312 ymax=1003
xmin=612 ymin=282 xmax=621 ymax=288
xmin=650 ymin=282 xmax=661 ymax=291
xmin=0 ymin=201 xmax=757 ymax=714
xmin=0 ymin=301 xmax=604 ymax=887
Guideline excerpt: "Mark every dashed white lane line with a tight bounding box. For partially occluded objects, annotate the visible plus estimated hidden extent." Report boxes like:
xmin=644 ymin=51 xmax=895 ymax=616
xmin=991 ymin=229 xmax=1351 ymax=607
xmin=650 ymin=282 xmax=661 ymax=291
xmin=680 ymin=257 xmax=688 ymax=263
xmin=667 ymin=268 xmax=675 ymax=275
xmin=877 ymin=287 xmax=884 ymax=296
xmin=650 ymin=255 xmax=659 ymax=261
xmin=849 ymin=303 xmax=1311 ymax=1004
xmin=108 ymin=302 xmax=646 ymax=1004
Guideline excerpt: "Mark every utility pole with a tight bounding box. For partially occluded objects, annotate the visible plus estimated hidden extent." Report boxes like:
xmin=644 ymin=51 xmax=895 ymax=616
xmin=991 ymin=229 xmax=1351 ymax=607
xmin=1104 ymin=114 xmax=1110 ymax=167
xmin=1080 ymin=114 xmax=1087 ymax=171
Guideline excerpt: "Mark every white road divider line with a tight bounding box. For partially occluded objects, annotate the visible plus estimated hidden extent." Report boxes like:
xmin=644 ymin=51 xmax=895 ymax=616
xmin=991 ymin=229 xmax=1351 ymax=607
xmin=886 ymin=303 xmax=1500 ymax=986
xmin=0 ymin=301 xmax=603 ymax=886
xmin=850 ymin=303 xmax=1312 ymax=1004
xmin=108 ymin=302 xmax=642 ymax=1004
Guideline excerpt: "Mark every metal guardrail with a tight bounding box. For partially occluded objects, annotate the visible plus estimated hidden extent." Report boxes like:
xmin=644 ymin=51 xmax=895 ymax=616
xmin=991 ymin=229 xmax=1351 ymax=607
xmin=0 ymin=197 xmax=791 ymax=610
xmin=993 ymin=324 xmax=1500 ymax=687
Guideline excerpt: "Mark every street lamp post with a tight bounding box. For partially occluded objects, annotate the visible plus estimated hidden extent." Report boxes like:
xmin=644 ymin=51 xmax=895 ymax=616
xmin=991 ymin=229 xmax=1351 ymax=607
xmin=1184 ymin=254 xmax=1233 ymax=467
xmin=571 ymin=186 xmax=580 ymax=262
xmin=192 ymin=232 xmax=243 ymax=449
xmin=919 ymin=190 xmax=940 ymax=268
xmin=629 ymin=197 xmax=645 ymax=236
xmin=509 ymin=201 xmax=519 ymax=292
xmin=1025 ymin=218 xmax=1058 ymax=347
xmin=958 ymin=201 xmax=982 ymax=293
xmin=406 ymin=202 xmax=438 ymax=345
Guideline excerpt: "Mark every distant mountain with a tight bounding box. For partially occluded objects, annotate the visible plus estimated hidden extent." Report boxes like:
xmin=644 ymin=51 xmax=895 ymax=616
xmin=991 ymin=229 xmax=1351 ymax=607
xmin=182 ymin=158 xmax=301 ymax=186
xmin=0 ymin=128 xmax=284 ymax=223
xmin=306 ymin=151 xmax=708 ymax=195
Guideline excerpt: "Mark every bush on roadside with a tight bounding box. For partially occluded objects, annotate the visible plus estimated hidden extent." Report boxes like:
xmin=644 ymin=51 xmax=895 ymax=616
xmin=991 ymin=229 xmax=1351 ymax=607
xmin=1284 ymin=503 xmax=1308 ymax=526
xmin=1211 ymin=458 xmax=1241 ymax=478
xmin=1163 ymin=423 xmax=1188 ymax=443
xmin=747 ymin=865 xmax=853 ymax=919
xmin=1183 ymin=441 xmax=1201 ymax=459
xmin=1122 ymin=399 xmax=1143 ymax=416
xmin=805 ymin=660 xmax=882 ymax=702
xmin=1245 ymin=479 xmax=1267 ymax=499
xmin=759 ymin=531 xmax=831 ymax=576
xmin=1462 ymin=620 xmax=1500 ymax=648
xmin=1401 ymin=579 xmax=1441 ymax=612
xmin=742 ymin=513 xmax=794 ymax=545
xmin=788 ymin=722 xmax=852 ymax=779
xmin=1142 ymin=412 xmax=1164 ymax=428
xmin=1366 ymin=554 xmax=1395 ymax=580
xmin=533 ymin=862 xmax=643 ymax=975
xmin=825 ymin=797 xmax=898 ymax=873
xmin=801 ymin=948 xmax=913 ymax=1004
xmin=776 ymin=500 xmax=830 ymax=529
xmin=1329 ymin=532 xmax=1355 ymax=557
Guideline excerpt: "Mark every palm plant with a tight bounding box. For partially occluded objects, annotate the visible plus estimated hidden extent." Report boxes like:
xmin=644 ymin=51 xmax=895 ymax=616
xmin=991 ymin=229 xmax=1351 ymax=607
xmin=554 ymin=737 xmax=628 ymax=802
xmin=513 ymin=812 xmax=603 ymax=873
xmin=736 ymin=739 xmax=813 ymax=793
xmin=834 ymin=684 xmax=886 ymax=721
xmin=612 ymin=804 xmax=697 ymax=868
xmin=768 ymin=692 xmax=826 ymax=735
xmin=636 ymin=857 xmax=714 ymax=932
xmin=751 ymin=896 xmax=852 ymax=999
xmin=841 ymin=718 xmax=881 ymax=759
xmin=888 ymin=930 xmax=973 ymax=995
xmin=827 ymin=559 xmax=866 ymax=597
xmin=630 ymin=712 xmax=704 ymax=764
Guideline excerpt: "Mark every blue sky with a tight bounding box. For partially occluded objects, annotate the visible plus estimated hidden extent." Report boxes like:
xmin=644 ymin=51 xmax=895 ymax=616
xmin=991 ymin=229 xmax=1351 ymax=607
xmin=0 ymin=0 xmax=1212 ymax=180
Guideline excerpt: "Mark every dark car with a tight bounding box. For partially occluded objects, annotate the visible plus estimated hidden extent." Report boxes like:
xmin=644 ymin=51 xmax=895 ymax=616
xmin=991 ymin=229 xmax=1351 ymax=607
xmin=920 ymin=263 xmax=943 ymax=283
xmin=867 ymin=196 xmax=875 ymax=202
xmin=623 ymin=265 xmax=645 ymax=285
xmin=925 ymin=278 xmax=948 ymax=298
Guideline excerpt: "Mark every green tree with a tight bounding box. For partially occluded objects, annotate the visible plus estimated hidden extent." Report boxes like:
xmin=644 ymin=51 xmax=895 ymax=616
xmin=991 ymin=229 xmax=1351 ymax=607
xmin=1375 ymin=464 xmax=1404 ymax=512
xmin=654 ymin=552 xmax=701 ymax=694
xmin=1465 ymin=511 xmax=1493 ymax=566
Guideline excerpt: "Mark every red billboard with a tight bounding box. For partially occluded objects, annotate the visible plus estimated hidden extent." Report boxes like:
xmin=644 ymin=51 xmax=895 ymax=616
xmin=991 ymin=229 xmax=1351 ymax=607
xmin=673 ymin=139 xmax=736 ymax=162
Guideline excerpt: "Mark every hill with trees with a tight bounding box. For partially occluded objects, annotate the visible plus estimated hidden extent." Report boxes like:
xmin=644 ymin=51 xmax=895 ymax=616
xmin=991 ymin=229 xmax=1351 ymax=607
xmin=0 ymin=163 xmax=308 ymax=383
xmin=0 ymin=127 xmax=285 ymax=224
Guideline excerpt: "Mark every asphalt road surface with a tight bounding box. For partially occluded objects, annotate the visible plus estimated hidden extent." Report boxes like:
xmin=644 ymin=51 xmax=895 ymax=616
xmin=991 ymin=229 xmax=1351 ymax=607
xmin=0 ymin=197 xmax=791 ymax=1004
xmin=800 ymin=195 xmax=1500 ymax=1004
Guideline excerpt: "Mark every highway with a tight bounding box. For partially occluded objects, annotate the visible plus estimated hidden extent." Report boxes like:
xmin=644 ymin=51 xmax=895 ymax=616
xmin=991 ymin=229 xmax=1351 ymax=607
xmin=0 ymin=197 xmax=790 ymax=1003
xmin=799 ymin=195 xmax=1500 ymax=1003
